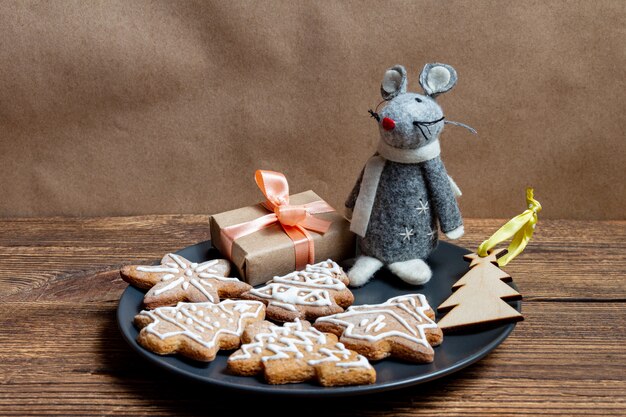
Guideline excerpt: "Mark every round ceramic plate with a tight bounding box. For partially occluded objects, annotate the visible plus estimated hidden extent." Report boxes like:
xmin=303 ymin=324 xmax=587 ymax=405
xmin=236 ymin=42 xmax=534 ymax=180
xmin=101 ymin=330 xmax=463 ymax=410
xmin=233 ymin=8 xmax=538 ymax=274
xmin=117 ymin=240 xmax=521 ymax=397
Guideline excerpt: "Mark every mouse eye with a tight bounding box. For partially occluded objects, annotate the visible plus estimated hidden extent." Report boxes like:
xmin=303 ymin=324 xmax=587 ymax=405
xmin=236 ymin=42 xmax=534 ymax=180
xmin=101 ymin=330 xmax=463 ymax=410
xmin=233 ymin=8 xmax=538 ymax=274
xmin=415 ymin=97 xmax=422 ymax=103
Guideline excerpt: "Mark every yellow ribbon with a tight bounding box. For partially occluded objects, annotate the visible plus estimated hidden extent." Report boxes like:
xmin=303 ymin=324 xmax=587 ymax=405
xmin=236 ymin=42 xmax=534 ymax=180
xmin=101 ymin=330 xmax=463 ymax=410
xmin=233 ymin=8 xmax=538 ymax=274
xmin=477 ymin=188 xmax=541 ymax=267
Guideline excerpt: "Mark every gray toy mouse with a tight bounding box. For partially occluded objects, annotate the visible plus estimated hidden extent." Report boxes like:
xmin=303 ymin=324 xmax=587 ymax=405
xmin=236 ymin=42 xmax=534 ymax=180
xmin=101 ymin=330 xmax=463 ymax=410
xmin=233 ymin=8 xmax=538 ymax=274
xmin=346 ymin=63 xmax=475 ymax=287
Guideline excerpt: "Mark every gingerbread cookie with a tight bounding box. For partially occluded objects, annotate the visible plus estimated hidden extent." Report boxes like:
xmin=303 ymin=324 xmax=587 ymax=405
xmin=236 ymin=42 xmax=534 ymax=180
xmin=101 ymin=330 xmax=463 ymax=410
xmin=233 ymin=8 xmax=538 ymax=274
xmin=121 ymin=253 xmax=251 ymax=309
xmin=314 ymin=294 xmax=443 ymax=363
xmin=227 ymin=319 xmax=375 ymax=386
xmin=239 ymin=260 xmax=354 ymax=322
xmin=134 ymin=299 xmax=265 ymax=362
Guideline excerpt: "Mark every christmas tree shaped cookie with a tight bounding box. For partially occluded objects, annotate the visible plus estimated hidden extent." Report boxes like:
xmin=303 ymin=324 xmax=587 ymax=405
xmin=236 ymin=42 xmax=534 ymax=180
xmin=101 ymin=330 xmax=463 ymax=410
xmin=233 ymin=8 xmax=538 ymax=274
xmin=227 ymin=319 xmax=376 ymax=386
xmin=121 ymin=253 xmax=251 ymax=309
xmin=240 ymin=260 xmax=354 ymax=322
xmin=134 ymin=300 xmax=265 ymax=362
xmin=314 ymin=294 xmax=443 ymax=363
xmin=437 ymin=249 xmax=523 ymax=332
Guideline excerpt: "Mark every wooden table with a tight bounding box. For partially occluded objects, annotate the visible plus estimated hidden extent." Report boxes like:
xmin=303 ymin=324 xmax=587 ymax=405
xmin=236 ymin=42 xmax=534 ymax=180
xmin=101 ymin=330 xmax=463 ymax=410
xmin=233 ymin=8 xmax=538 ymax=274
xmin=1 ymin=217 xmax=624 ymax=416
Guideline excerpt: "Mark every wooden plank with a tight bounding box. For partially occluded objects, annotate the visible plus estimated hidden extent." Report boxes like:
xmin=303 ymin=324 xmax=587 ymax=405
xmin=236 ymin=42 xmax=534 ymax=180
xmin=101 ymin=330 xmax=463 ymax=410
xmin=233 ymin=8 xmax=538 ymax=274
xmin=0 ymin=215 xmax=211 ymax=298
xmin=0 ymin=301 xmax=623 ymax=416
xmin=453 ymin=219 xmax=626 ymax=300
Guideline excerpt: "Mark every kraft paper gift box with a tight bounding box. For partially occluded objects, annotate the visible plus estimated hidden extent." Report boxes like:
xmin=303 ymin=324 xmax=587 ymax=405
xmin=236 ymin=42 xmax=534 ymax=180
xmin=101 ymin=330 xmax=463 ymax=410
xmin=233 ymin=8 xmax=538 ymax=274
xmin=209 ymin=190 xmax=355 ymax=286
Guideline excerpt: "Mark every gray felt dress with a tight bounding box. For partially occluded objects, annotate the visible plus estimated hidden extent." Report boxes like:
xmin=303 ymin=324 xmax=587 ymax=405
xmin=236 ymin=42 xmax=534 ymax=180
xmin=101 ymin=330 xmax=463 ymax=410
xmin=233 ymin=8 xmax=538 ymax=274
xmin=346 ymin=156 xmax=462 ymax=264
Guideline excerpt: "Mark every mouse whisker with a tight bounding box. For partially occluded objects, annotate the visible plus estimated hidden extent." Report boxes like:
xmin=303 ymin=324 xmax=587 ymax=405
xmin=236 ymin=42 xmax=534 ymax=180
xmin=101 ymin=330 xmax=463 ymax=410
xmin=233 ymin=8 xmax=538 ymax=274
xmin=444 ymin=120 xmax=477 ymax=135
xmin=414 ymin=123 xmax=429 ymax=140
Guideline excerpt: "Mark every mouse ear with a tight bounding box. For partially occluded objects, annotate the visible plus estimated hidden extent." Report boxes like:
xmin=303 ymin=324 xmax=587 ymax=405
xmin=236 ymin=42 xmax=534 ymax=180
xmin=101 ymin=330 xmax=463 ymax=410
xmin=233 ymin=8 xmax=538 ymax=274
xmin=419 ymin=63 xmax=457 ymax=97
xmin=380 ymin=65 xmax=407 ymax=100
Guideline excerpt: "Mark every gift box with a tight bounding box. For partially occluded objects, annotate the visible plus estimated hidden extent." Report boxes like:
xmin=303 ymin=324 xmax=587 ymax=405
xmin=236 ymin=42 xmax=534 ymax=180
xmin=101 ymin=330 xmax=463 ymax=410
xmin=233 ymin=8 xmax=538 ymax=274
xmin=209 ymin=171 xmax=355 ymax=286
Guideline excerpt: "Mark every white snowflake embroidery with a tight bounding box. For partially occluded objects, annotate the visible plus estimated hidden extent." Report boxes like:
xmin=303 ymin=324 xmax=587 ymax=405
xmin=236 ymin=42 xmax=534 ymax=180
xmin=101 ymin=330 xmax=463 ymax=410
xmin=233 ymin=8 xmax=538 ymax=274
xmin=416 ymin=200 xmax=429 ymax=215
xmin=427 ymin=228 xmax=437 ymax=240
xmin=399 ymin=227 xmax=415 ymax=242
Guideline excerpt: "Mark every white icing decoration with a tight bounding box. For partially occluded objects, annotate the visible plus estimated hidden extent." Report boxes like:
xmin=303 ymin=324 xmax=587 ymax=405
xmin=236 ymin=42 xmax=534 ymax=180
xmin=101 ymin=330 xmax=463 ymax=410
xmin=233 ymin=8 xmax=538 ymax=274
xmin=246 ymin=260 xmax=347 ymax=313
xmin=195 ymin=259 xmax=219 ymax=272
xmin=365 ymin=315 xmax=385 ymax=332
xmin=233 ymin=303 xmax=252 ymax=313
xmin=251 ymin=284 xmax=332 ymax=307
xmin=307 ymin=347 xmax=350 ymax=365
xmin=304 ymin=259 xmax=343 ymax=276
xmin=228 ymin=320 xmax=374 ymax=371
xmin=153 ymin=277 xmax=184 ymax=295
xmin=198 ymin=273 xmax=240 ymax=281
xmin=269 ymin=301 xmax=298 ymax=311
xmin=359 ymin=319 xmax=369 ymax=327
xmin=315 ymin=294 xmax=438 ymax=348
xmin=137 ymin=266 xmax=179 ymax=273
xmin=168 ymin=253 xmax=187 ymax=269
xmin=230 ymin=320 xmax=324 ymax=362
xmin=190 ymin=278 xmax=214 ymax=302
xmin=137 ymin=254 xmax=245 ymax=304
xmin=335 ymin=355 xmax=371 ymax=369
xmin=138 ymin=300 xmax=264 ymax=349
xmin=273 ymin=270 xmax=346 ymax=291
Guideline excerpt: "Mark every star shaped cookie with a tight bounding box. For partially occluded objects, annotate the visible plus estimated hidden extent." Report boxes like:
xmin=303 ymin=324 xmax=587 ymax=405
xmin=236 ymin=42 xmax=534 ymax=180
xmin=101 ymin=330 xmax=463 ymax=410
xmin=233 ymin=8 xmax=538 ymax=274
xmin=134 ymin=299 xmax=266 ymax=362
xmin=314 ymin=294 xmax=443 ymax=363
xmin=121 ymin=253 xmax=251 ymax=309
xmin=227 ymin=319 xmax=376 ymax=386
xmin=239 ymin=260 xmax=354 ymax=322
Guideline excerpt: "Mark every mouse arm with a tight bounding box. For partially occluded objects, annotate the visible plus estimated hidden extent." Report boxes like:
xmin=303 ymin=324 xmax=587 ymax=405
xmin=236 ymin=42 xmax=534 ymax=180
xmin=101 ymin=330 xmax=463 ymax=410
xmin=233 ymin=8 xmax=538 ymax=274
xmin=345 ymin=165 xmax=366 ymax=220
xmin=422 ymin=157 xmax=463 ymax=238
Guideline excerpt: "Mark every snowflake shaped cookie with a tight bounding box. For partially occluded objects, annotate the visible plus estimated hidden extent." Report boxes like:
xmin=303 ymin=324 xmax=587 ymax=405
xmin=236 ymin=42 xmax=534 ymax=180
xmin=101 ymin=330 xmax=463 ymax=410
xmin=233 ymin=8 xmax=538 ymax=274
xmin=314 ymin=294 xmax=443 ymax=363
xmin=134 ymin=300 xmax=265 ymax=362
xmin=121 ymin=253 xmax=251 ymax=309
xmin=240 ymin=260 xmax=354 ymax=322
xmin=227 ymin=319 xmax=375 ymax=386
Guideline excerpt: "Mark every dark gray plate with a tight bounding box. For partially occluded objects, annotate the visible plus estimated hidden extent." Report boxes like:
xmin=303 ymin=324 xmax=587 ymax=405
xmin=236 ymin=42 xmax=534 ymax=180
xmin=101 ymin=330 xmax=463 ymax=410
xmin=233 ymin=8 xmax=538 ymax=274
xmin=117 ymin=240 xmax=521 ymax=397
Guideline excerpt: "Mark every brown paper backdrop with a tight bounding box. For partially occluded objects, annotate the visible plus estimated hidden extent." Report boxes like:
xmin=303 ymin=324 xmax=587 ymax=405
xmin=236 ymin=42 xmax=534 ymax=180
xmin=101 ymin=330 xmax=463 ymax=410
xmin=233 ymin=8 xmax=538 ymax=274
xmin=1 ymin=0 xmax=624 ymax=219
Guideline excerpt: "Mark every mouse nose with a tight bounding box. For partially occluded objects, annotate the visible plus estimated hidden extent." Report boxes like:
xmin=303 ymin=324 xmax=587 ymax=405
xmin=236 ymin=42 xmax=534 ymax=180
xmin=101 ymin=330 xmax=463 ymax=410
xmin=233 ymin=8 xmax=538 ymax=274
xmin=382 ymin=117 xmax=396 ymax=131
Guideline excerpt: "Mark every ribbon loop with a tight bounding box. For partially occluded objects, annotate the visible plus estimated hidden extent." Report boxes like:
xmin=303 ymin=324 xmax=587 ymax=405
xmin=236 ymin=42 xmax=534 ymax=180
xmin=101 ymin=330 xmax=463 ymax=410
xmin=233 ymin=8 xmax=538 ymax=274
xmin=477 ymin=188 xmax=541 ymax=267
xmin=255 ymin=170 xmax=290 ymax=208
xmin=221 ymin=170 xmax=335 ymax=270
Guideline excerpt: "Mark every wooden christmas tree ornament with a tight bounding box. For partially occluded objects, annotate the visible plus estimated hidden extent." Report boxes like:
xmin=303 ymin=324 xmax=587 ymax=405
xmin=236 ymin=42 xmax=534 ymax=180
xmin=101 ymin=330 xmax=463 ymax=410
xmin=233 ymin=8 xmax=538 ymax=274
xmin=437 ymin=188 xmax=541 ymax=332
xmin=437 ymin=249 xmax=522 ymax=332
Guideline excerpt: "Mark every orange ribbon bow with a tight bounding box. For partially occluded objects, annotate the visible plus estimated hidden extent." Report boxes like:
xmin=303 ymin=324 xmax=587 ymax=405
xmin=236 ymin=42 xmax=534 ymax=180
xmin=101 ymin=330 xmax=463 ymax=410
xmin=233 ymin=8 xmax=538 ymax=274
xmin=220 ymin=170 xmax=335 ymax=270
